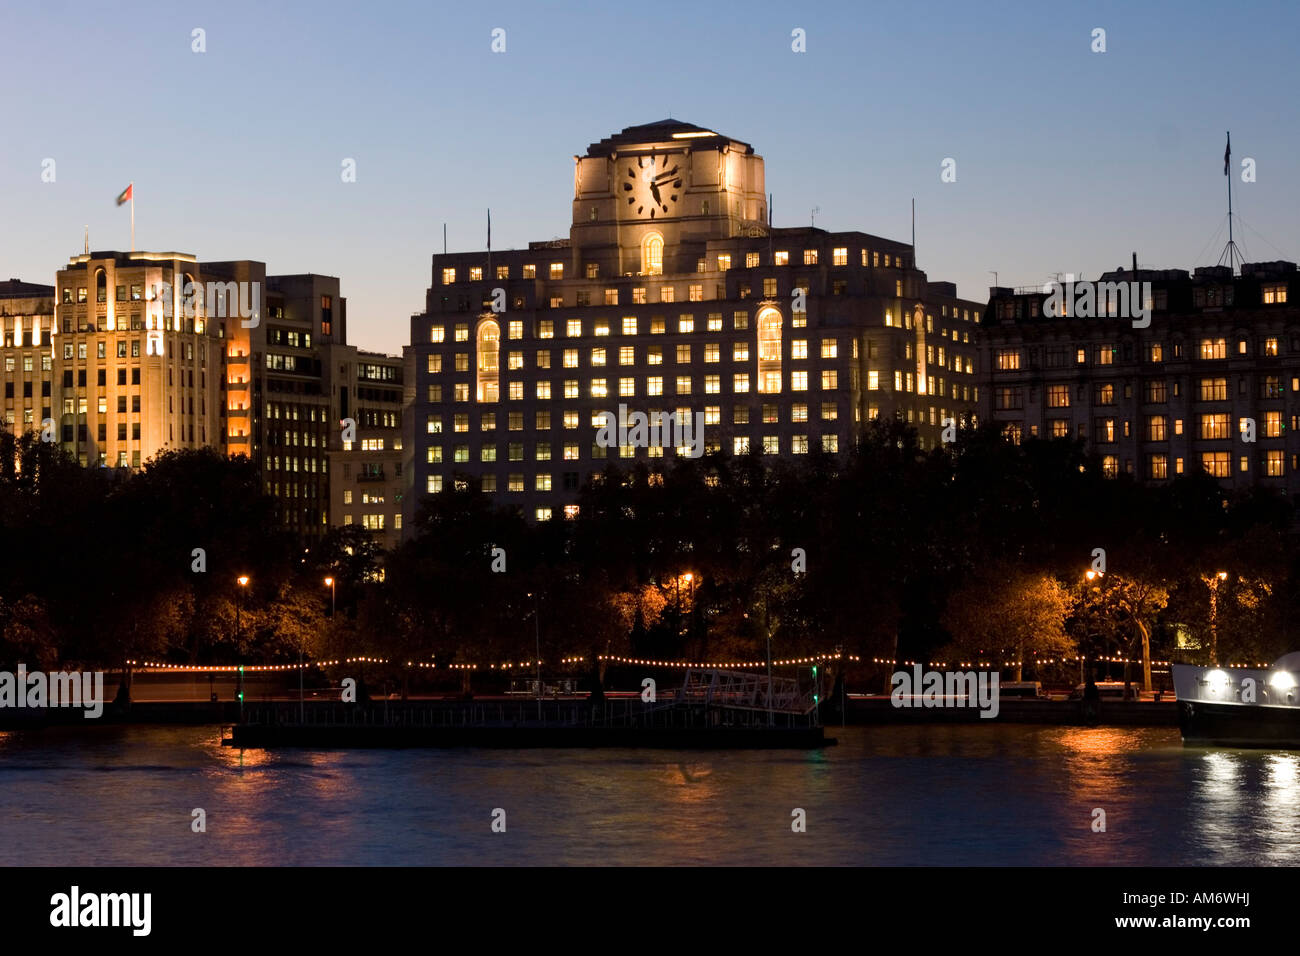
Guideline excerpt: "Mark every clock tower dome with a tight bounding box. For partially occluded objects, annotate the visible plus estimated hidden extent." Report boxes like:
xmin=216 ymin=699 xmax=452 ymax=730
xmin=570 ymin=120 xmax=767 ymax=277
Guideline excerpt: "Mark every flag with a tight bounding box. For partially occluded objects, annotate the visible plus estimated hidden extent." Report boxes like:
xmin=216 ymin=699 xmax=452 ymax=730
xmin=115 ymin=183 xmax=133 ymax=206
xmin=1224 ymin=133 xmax=1231 ymax=176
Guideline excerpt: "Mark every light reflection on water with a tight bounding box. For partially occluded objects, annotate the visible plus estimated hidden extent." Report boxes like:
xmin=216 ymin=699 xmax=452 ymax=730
xmin=1 ymin=723 xmax=1298 ymax=866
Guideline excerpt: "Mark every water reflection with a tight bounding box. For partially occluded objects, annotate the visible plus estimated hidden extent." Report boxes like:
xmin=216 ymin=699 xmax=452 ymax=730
xmin=2 ymin=724 xmax=1300 ymax=865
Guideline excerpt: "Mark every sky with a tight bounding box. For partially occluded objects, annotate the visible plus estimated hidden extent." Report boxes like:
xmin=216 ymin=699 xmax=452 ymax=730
xmin=2 ymin=0 xmax=1297 ymax=356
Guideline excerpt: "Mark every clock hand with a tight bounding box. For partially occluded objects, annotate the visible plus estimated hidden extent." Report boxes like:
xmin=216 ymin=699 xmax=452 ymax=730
xmin=649 ymin=181 xmax=662 ymax=204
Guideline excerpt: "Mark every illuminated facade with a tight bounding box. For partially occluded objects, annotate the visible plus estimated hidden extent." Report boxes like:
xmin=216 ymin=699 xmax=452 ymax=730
xmin=2 ymin=252 xmax=354 ymax=540
xmin=406 ymin=120 xmax=983 ymax=526
xmin=980 ymin=260 xmax=1300 ymax=494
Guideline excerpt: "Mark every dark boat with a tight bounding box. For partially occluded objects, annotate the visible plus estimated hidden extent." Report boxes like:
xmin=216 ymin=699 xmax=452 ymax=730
xmin=1173 ymin=653 xmax=1300 ymax=748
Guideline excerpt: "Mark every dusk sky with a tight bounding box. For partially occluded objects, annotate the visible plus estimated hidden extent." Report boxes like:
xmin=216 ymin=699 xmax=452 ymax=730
xmin=3 ymin=0 xmax=1297 ymax=355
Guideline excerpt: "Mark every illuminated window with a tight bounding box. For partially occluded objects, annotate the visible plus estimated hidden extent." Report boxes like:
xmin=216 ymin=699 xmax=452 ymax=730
xmin=550 ymin=263 xmax=564 ymax=279
xmin=734 ymin=437 xmax=750 ymax=454
xmin=717 ymin=254 xmax=731 ymax=271
xmin=774 ymin=251 xmax=789 ymax=266
xmin=791 ymin=370 xmax=808 ymax=391
xmin=1200 ymin=451 xmax=1230 ymax=477
xmin=679 ymin=315 xmax=694 ymax=333
xmin=497 ymin=265 xmax=510 ymax=280
xmin=867 ymin=370 xmax=879 ymax=391
xmin=622 ymin=317 xmax=638 ymax=335
xmin=746 ymin=252 xmax=760 ymax=268
xmin=536 ymin=381 xmax=551 ymax=399
xmin=1199 ymin=414 xmax=1231 ymax=439
xmin=469 ymin=267 xmax=483 ymax=281
xmin=632 ymin=288 xmax=646 ymax=304
xmin=734 ymin=373 xmax=750 ymax=393
xmin=643 ymin=233 xmax=664 ymax=275
xmin=1200 ymin=377 xmax=1228 ymax=401
xmin=591 ymin=348 xmax=607 ymax=366
xmin=1263 ymin=284 xmax=1287 ymax=305
xmin=756 ymin=306 xmax=782 ymax=393
xmin=1047 ymin=385 xmax=1070 ymax=408
xmin=619 ymin=346 xmax=635 ymax=365
xmin=475 ymin=319 xmax=500 ymax=402
xmin=455 ymin=324 xmax=469 ymax=342
xmin=590 ymin=378 xmax=608 ymax=398
xmin=676 ymin=376 xmax=692 ymax=395
xmin=619 ymin=378 xmax=635 ymax=397
xmin=442 ymin=268 xmax=456 ymax=284
xmin=430 ymin=325 xmax=445 ymax=343
xmin=1266 ymin=450 xmax=1285 ymax=476
xmin=1200 ymin=338 xmax=1227 ymax=360
xmin=650 ymin=318 xmax=666 ymax=334
xmin=832 ymin=247 xmax=847 ymax=266
xmin=822 ymin=435 xmax=839 ymax=453
xmin=603 ymin=289 xmax=617 ymax=305
xmin=647 ymin=346 xmax=662 ymax=365
xmin=821 ymin=370 xmax=837 ymax=390
xmin=566 ymin=319 xmax=582 ymax=337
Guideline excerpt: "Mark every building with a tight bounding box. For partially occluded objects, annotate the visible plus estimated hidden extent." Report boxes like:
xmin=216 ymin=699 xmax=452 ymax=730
xmin=2 ymin=251 xmax=365 ymax=541
xmin=51 ymin=252 xmax=226 ymax=469
xmin=327 ymin=348 xmax=406 ymax=550
xmin=407 ymin=119 xmax=983 ymax=527
xmin=0 ymin=279 xmax=56 ymax=438
xmin=979 ymin=259 xmax=1300 ymax=496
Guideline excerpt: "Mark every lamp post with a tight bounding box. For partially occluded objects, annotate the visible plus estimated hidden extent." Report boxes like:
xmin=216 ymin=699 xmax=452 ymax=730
xmin=236 ymin=575 xmax=249 ymax=720
xmin=324 ymin=576 xmax=336 ymax=617
xmin=528 ymin=592 xmax=541 ymax=721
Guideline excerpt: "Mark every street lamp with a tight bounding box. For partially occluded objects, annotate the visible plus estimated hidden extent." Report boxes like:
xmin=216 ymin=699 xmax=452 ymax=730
xmin=236 ymin=575 xmax=249 ymax=720
xmin=527 ymin=592 xmax=541 ymax=721
xmin=324 ymin=576 xmax=336 ymax=617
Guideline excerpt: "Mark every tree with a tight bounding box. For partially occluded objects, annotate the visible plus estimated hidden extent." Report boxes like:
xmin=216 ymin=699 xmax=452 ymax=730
xmin=940 ymin=564 xmax=1076 ymax=681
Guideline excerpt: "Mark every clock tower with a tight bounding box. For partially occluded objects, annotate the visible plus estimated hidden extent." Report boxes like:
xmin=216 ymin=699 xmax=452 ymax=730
xmin=570 ymin=120 xmax=767 ymax=277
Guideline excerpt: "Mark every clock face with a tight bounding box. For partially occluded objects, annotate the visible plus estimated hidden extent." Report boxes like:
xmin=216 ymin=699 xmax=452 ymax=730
xmin=622 ymin=153 xmax=682 ymax=219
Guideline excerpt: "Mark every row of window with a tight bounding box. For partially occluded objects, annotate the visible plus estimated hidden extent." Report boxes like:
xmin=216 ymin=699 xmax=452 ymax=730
xmin=431 ymin=311 xmax=789 ymax=342
xmin=425 ymin=370 xmax=842 ymax=404
xmin=998 ymin=336 xmax=1300 ymax=371
xmin=429 ymin=340 xmax=842 ymax=372
xmin=439 ymin=248 xmax=922 ymax=286
xmin=1000 ymin=375 xmax=1296 ymax=410
xmin=427 ymin=403 xmax=842 ymax=437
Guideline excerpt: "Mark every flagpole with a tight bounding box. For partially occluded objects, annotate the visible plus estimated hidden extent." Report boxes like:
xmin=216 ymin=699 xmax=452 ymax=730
xmin=130 ymin=191 xmax=135 ymax=252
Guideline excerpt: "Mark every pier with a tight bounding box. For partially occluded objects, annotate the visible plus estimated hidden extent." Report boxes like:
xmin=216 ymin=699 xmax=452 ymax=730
xmin=223 ymin=668 xmax=834 ymax=749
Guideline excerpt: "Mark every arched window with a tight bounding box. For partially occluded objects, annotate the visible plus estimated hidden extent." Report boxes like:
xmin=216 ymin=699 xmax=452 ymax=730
xmin=476 ymin=318 xmax=500 ymax=403
xmin=642 ymin=232 xmax=664 ymax=276
xmin=95 ymin=269 xmax=107 ymax=304
xmin=756 ymin=306 xmax=782 ymax=393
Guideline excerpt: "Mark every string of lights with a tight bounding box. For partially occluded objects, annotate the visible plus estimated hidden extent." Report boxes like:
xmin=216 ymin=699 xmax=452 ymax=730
xmin=126 ymin=651 xmax=1257 ymax=673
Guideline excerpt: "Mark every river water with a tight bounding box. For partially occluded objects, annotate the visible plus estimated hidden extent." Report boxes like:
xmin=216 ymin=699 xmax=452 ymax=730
xmin=0 ymin=723 xmax=1295 ymax=866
